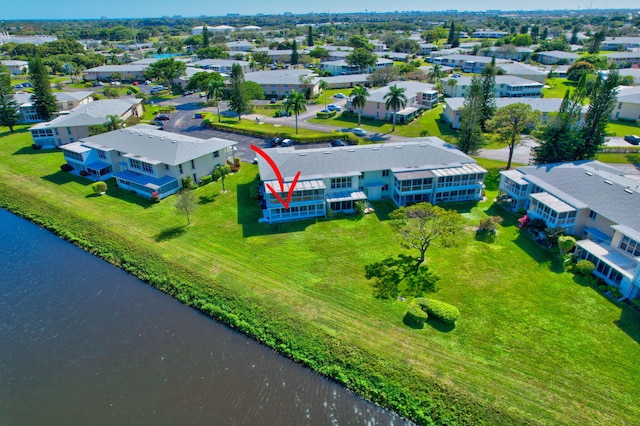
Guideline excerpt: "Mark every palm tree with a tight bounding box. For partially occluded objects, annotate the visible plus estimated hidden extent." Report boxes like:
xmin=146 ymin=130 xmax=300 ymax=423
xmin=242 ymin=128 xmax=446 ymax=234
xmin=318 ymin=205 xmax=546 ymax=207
xmin=427 ymin=64 xmax=444 ymax=83
xmin=446 ymin=78 xmax=458 ymax=96
xmin=207 ymin=79 xmax=226 ymax=123
xmin=104 ymin=114 xmax=125 ymax=131
xmin=284 ymin=90 xmax=307 ymax=134
xmin=383 ymin=85 xmax=407 ymax=132
xmin=318 ymin=79 xmax=329 ymax=110
xmin=349 ymin=85 xmax=369 ymax=126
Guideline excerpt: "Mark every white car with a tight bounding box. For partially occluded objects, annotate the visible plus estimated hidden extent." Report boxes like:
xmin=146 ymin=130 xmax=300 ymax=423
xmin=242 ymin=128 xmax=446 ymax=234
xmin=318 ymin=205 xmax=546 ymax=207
xmin=333 ymin=93 xmax=346 ymax=98
xmin=353 ymin=128 xmax=367 ymax=137
xmin=327 ymin=104 xmax=342 ymax=111
xmin=281 ymin=139 xmax=294 ymax=147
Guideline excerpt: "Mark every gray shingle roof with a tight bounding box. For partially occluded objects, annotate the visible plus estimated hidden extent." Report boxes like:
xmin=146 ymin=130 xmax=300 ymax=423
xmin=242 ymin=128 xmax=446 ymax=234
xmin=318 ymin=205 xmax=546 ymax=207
xmin=517 ymin=161 xmax=640 ymax=230
xmin=79 ymin=124 xmax=236 ymax=166
xmin=367 ymin=80 xmax=435 ymax=103
xmin=257 ymin=138 xmax=481 ymax=182
xmin=30 ymin=99 xmax=141 ymax=129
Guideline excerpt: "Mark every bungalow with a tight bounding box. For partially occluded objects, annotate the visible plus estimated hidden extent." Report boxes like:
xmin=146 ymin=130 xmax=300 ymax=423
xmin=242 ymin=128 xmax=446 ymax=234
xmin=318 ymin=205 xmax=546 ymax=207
xmin=317 ymin=74 xmax=370 ymax=89
xmin=534 ymin=51 xmax=580 ymax=65
xmin=604 ymin=51 xmax=640 ymax=68
xmin=82 ymin=64 xmax=148 ymax=82
xmin=320 ymin=58 xmax=393 ymax=76
xmin=498 ymin=161 xmax=640 ymax=300
xmin=443 ymin=97 xmax=571 ymax=129
xmin=256 ymin=138 xmax=486 ymax=223
xmin=226 ymin=41 xmax=255 ymax=52
xmin=14 ymin=91 xmax=94 ymax=123
xmin=251 ymin=48 xmax=309 ymax=63
xmin=441 ymin=75 xmax=543 ymax=98
xmin=472 ymin=30 xmax=508 ymax=38
xmin=1 ymin=59 xmax=28 ymax=74
xmin=61 ymin=124 xmax=236 ymax=199
xmin=190 ymin=59 xmax=251 ymax=74
xmin=601 ymin=37 xmax=640 ymax=51
xmin=243 ymin=69 xmax=319 ymax=98
xmin=498 ymin=62 xmax=548 ymax=84
xmin=432 ymin=54 xmax=509 ymax=74
xmin=29 ymin=99 xmax=143 ymax=149
xmin=419 ymin=43 xmax=438 ymax=56
xmin=611 ymin=86 xmax=640 ymax=122
xmin=346 ymin=80 xmax=438 ymax=122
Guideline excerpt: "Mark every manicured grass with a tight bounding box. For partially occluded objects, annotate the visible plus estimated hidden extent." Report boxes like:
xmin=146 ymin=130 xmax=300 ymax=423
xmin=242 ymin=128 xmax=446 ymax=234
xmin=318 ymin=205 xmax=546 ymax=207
xmin=596 ymin=153 xmax=640 ymax=164
xmin=1 ymin=127 xmax=640 ymax=425
xmin=542 ymin=77 xmax=576 ymax=99
xmin=308 ymin=105 xmax=459 ymax=142
xmin=606 ymin=120 xmax=640 ymax=137
xmin=206 ymin=115 xmax=347 ymax=139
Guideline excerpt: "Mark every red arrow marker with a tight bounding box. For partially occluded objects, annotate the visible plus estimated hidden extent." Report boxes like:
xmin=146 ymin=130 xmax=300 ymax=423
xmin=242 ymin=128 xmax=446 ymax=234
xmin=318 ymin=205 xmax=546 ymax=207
xmin=251 ymin=144 xmax=301 ymax=209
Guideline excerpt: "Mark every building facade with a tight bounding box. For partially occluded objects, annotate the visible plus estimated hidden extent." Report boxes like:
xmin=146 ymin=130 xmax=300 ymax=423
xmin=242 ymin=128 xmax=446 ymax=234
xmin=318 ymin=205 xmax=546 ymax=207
xmin=257 ymin=138 xmax=486 ymax=223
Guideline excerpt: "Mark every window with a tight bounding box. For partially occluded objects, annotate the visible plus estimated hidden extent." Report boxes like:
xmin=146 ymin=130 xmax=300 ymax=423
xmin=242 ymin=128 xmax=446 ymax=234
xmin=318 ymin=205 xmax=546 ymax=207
xmin=191 ymin=160 xmax=196 ymax=170
xmin=382 ymin=184 xmax=388 ymax=191
xmin=97 ymin=150 xmax=106 ymax=160
xmin=214 ymin=151 xmax=219 ymax=158
xmin=330 ymin=177 xmax=351 ymax=189
xmin=165 ymin=164 xmax=169 ymax=170
xmin=179 ymin=164 xmax=183 ymax=174
xmin=67 ymin=127 xmax=72 ymax=135
xmin=619 ymin=236 xmax=640 ymax=256
xmin=382 ymin=169 xmax=390 ymax=177
xmin=589 ymin=210 xmax=597 ymax=221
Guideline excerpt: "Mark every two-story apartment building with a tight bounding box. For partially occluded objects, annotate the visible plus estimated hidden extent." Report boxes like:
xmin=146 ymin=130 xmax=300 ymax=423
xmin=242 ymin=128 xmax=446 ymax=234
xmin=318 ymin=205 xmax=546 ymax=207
xmin=29 ymin=99 xmax=143 ymax=149
xmin=534 ymin=51 xmax=580 ymax=65
xmin=319 ymin=58 xmax=393 ymax=76
xmin=498 ymin=161 xmax=640 ymax=300
xmin=61 ymin=125 xmax=236 ymax=199
xmin=1 ymin=59 xmax=28 ymax=74
xmin=611 ymin=86 xmax=640 ymax=122
xmin=82 ymin=64 xmax=149 ymax=82
xmin=604 ymin=51 xmax=640 ymax=68
xmin=256 ymin=138 xmax=486 ymax=223
xmin=346 ymin=81 xmax=438 ymax=122
xmin=190 ymin=59 xmax=251 ymax=74
xmin=498 ymin=63 xmax=548 ymax=84
xmin=601 ymin=37 xmax=640 ymax=51
xmin=243 ymin=69 xmax=320 ymax=98
xmin=432 ymin=54 xmax=509 ymax=74
xmin=441 ymin=75 xmax=543 ymax=98
xmin=14 ymin=91 xmax=94 ymax=123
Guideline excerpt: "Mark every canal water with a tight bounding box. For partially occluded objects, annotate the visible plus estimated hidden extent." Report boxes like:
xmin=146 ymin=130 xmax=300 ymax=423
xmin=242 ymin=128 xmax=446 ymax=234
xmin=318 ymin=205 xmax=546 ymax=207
xmin=0 ymin=209 xmax=409 ymax=425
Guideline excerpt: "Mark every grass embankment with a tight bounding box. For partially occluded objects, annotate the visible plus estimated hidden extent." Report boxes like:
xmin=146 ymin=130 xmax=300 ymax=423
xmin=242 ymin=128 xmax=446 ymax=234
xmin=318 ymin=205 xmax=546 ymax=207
xmin=1 ymin=127 xmax=640 ymax=425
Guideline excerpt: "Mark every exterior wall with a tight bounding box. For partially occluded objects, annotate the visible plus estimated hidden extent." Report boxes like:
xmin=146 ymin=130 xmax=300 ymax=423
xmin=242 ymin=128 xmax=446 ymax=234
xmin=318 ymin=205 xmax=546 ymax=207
xmin=82 ymin=69 xmax=147 ymax=81
xmin=536 ymin=54 xmax=578 ymax=65
xmin=507 ymin=72 xmax=546 ymax=84
xmin=260 ymin=82 xmax=319 ymax=98
xmin=611 ymin=101 xmax=640 ymax=122
xmin=32 ymin=125 xmax=89 ymax=148
xmin=605 ymin=54 xmax=640 ymax=68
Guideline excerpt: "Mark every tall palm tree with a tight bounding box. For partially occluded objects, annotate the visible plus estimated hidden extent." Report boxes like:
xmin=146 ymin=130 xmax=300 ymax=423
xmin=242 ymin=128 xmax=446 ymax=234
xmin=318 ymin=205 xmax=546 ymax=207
xmin=383 ymin=85 xmax=407 ymax=132
xmin=284 ymin=90 xmax=307 ymax=134
xmin=318 ymin=79 xmax=329 ymax=110
xmin=207 ymin=79 xmax=226 ymax=123
xmin=446 ymin=78 xmax=458 ymax=96
xmin=427 ymin=64 xmax=444 ymax=83
xmin=349 ymin=85 xmax=369 ymax=126
xmin=104 ymin=114 xmax=125 ymax=131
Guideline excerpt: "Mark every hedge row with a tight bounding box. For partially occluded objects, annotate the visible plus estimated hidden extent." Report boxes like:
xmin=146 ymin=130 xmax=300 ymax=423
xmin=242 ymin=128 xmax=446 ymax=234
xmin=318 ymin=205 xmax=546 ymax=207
xmin=204 ymin=120 xmax=358 ymax=144
xmin=598 ymin=146 xmax=640 ymax=154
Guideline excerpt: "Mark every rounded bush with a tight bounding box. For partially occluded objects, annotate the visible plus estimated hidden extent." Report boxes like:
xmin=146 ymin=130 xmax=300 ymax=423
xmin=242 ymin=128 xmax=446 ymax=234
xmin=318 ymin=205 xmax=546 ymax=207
xmin=419 ymin=298 xmax=460 ymax=324
xmin=574 ymin=259 xmax=595 ymax=276
xmin=406 ymin=302 xmax=428 ymax=324
xmin=91 ymin=181 xmax=107 ymax=194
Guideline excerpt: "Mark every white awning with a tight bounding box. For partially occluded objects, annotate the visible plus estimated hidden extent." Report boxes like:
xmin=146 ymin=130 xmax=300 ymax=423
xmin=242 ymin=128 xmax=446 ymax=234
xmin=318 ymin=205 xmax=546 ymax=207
xmin=326 ymin=191 xmax=367 ymax=203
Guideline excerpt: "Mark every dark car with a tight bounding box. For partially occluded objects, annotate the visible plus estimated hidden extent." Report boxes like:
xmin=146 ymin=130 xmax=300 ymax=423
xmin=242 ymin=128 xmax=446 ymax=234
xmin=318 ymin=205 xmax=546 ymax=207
xmin=331 ymin=139 xmax=345 ymax=147
xmin=270 ymin=137 xmax=282 ymax=147
xmin=623 ymin=135 xmax=640 ymax=145
xmin=183 ymin=90 xmax=194 ymax=96
xmin=270 ymin=98 xmax=277 ymax=104
xmin=155 ymin=114 xmax=171 ymax=121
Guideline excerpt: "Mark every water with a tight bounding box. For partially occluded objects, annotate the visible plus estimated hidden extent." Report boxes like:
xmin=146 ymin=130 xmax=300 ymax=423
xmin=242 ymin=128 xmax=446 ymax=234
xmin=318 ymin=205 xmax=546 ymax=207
xmin=0 ymin=209 xmax=409 ymax=425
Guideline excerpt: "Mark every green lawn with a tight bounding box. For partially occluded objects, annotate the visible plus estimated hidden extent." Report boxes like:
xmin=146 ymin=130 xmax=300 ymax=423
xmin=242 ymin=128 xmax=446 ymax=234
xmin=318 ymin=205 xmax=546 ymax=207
xmin=606 ymin=120 xmax=640 ymax=137
xmin=1 ymin=127 xmax=639 ymax=425
xmin=308 ymin=105 xmax=458 ymax=142
xmin=542 ymin=77 xmax=577 ymax=99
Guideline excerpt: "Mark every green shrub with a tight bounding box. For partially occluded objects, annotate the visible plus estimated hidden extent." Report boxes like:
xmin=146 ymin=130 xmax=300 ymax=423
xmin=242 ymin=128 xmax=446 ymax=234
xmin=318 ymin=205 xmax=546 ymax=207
xmin=415 ymin=298 xmax=460 ymax=324
xmin=212 ymin=168 xmax=221 ymax=182
xmin=316 ymin=110 xmax=337 ymax=119
xmin=631 ymin=298 xmax=640 ymax=311
xmin=597 ymin=284 xmax=608 ymax=292
xmin=200 ymin=175 xmax=212 ymax=185
xmin=181 ymin=176 xmax=193 ymax=189
xmin=608 ymin=286 xmax=622 ymax=299
xmin=91 ymin=181 xmax=107 ymax=194
xmin=405 ymin=303 xmax=428 ymax=324
xmin=574 ymin=259 xmax=595 ymax=276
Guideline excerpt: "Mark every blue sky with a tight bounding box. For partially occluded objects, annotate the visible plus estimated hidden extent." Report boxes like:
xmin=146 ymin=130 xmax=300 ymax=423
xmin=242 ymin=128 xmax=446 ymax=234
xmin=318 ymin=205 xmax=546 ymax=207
xmin=2 ymin=0 xmax=638 ymax=20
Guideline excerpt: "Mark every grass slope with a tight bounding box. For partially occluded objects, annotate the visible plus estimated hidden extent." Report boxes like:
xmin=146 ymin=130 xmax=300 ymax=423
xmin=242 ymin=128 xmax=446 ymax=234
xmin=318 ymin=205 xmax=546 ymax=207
xmin=1 ymin=126 xmax=639 ymax=425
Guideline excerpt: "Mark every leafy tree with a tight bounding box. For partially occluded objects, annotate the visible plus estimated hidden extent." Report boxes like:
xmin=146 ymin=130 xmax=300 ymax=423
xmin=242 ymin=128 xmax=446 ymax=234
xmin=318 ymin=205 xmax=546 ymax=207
xmin=28 ymin=56 xmax=58 ymax=121
xmin=144 ymin=58 xmax=186 ymax=95
xmin=389 ymin=203 xmax=462 ymax=271
xmin=307 ymin=26 xmax=314 ymax=47
xmin=308 ymin=47 xmax=329 ymax=62
xmin=588 ymin=27 xmax=606 ymax=54
xmin=384 ymin=84 xmax=407 ymax=132
xmin=345 ymin=48 xmax=377 ymax=73
xmin=457 ymin=77 xmax=485 ymax=155
xmin=186 ymin=71 xmax=223 ymax=92
xmin=567 ymin=61 xmax=595 ymax=81
xmin=91 ymin=181 xmax=108 ymax=195
xmin=447 ymin=20 xmax=459 ymax=47
xmin=512 ymin=34 xmax=533 ymax=46
xmin=576 ymin=71 xmax=620 ymax=160
xmin=216 ymin=164 xmax=231 ymax=192
xmin=62 ymin=62 xmax=77 ymax=83
xmin=284 ymin=90 xmax=307 ymax=134
xmin=391 ymin=38 xmax=419 ymax=54
xmin=207 ymin=78 xmax=226 ymax=123
xmin=201 ymin=25 xmax=210 ymax=48
xmin=487 ymin=103 xmax=541 ymax=170
xmin=290 ymin=39 xmax=299 ymax=65
xmin=228 ymin=63 xmax=249 ymax=121
xmin=174 ymin=189 xmax=197 ymax=225
xmin=365 ymin=254 xmax=439 ymax=299
xmin=533 ymin=77 xmax=587 ymax=164
xmin=347 ymin=35 xmax=374 ymax=51
xmin=243 ymin=81 xmax=264 ymax=100
xmin=197 ymin=46 xmax=229 ymax=59
xmin=0 ymin=67 xmax=20 ymax=132
xmin=558 ymin=235 xmax=576 ymax=257
xmin=367 ymin=66 xmax=399 ymax=86
xmin=318 ymin=79 xmax=329 ymax=110
xmin=102 ymin=87 xmax=120 ymax=99
xmin=349 ymin=85 xmax=369 ymax=126
xmin=252 ymin=51 xmax=271 ymax=70
xmin=104 ymin=114 xmax=125 ymax=131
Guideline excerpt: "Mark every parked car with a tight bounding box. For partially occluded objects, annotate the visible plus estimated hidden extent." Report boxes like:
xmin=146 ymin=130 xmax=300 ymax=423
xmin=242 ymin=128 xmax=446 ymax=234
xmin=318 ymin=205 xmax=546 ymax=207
xmin=270 ymin=98 xmax=277 ymax=104
xmin=623 ymin=135 xmax=640 ymax=145
xmin=333 ymin=93 xmax=345 ymax=98
xmin=183 ymin=90 xmax=194 ymax=96
xmin=155 ymin=114 xmax=171 ymax=121
xmin=353 ymin=128 xmax=367 ymax=137
xmin=327 ymin=104 xmax=342 ymax=111
xmin=22 ymin=82 xmax=32 ymax=88
xmin=274 ymin=110 xmax=291 ymax=117
xmin=281 ymin=139 xmax=294 ymax=147
xmin=270 ymin=137 xmax=282 ymax=147
xmin=331 ymin=139 xmax=345 ymax=147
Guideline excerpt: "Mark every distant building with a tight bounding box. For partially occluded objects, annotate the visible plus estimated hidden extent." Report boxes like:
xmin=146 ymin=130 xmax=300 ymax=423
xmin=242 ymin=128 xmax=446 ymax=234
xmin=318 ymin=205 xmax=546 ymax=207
xmin=15 ymin=91 xmax=94 ymax=123
xmin=432 ymin=54 xmax=509 ymax=73
xmin=192 ymin=25 xmax=235 ymax=35
xmin=472 ymin=30 xmax=508 ymax=38
xmin=320 ymin=58 xmax=393 ymax=76
xmin=190 ymin=59 xmax=251 ymax=74
xmin=440 ymin=75 xmax=543 ymax=98
xmin=243 ymin=69 xmax=319 ymax=98
xmin=601 ymin=37 xmax=640 ymax=51
xmin=534 ymin=50 xmax=580 ymax=65
xmin=604 ymin=51 xmax=640 ymax=68
xmin=0 ymin=60 xmax=28 ymax=74
xmin=611 ymin=86 xmax=640 ymax=122
xmin=82 ymin=64 xmax=148 ymax=82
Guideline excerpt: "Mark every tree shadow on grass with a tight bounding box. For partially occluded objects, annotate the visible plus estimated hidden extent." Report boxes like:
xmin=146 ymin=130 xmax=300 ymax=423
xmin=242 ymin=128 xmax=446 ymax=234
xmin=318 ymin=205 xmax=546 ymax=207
xmin=13 ymin=146 xmax=58 ymax=155
xmin=370 ymin=200 xmax=396 ymax=221
xmin=402 ymin=313 xmax=424 ymax=329
xmin=154 ymin=225 xmax=187 ymax=242
xmin=41 ymin=170 xmax=89 ymax=186
xmin=198 ymin=193 xmax=218 ymax=205
xmin=513 ymin=232 xmax=564 ymax=274
xmin=615 ymin=304 xmax=640 ymax=345
xmin=425 ymin=317 xmax=456 ymax=332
